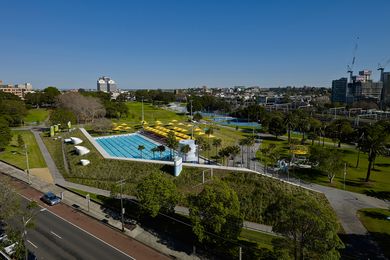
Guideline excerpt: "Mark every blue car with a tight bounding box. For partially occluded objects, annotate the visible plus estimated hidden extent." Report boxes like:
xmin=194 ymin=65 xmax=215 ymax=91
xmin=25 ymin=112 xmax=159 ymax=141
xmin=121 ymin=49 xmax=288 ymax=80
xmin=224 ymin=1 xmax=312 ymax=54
xmin=41 ymin=192 xmax=61 ymax=206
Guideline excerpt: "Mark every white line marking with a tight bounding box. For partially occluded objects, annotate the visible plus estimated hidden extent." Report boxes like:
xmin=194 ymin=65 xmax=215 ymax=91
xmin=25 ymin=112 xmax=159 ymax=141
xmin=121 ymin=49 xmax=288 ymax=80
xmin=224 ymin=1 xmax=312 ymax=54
xmin=27 ymin=240 xmax=38 ymax=248
xmin=50 ymin=231 xmax=62 ymax=239
xmin=19 ymin=194 xmax=136 ymax=260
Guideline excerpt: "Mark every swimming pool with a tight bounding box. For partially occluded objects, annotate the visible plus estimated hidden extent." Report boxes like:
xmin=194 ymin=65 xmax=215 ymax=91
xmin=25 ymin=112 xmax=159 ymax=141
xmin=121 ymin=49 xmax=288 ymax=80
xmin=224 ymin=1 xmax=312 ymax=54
xmin=95 ymin=133 xmax=172 ymax=160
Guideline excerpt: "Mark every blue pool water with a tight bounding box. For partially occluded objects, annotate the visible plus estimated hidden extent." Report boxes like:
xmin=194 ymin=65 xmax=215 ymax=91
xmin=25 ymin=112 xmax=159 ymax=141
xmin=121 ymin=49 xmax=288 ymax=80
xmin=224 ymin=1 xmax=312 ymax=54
xmin=200 ymin=113 xmax=261 ymax=128
xmin=95 ymin=134 xmax=172 ymax=160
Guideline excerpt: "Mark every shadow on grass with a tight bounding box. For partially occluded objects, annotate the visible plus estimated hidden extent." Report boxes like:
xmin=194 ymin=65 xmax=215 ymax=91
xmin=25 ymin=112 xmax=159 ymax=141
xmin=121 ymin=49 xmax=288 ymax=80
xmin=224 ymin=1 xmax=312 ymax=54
xmin=361 ymin=211 xmax=389 ymax=220
xmin=364 ymin=190 xmax=390 ymax=200
xmin=293 ymin=168 xmax=324 ymax=182
xmin=339 ymin=233 xmax=387 ymax=259
xmin=344 ymin=180 xmax=366 ymax=187
xmin=375 ymin=163 xmax=390 ymax=167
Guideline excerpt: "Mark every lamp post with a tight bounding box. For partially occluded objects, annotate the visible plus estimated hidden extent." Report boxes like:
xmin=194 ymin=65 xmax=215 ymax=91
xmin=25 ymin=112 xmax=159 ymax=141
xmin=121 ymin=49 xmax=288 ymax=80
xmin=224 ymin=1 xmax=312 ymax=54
xmin=24 ymin=144 xmax=30 ymax=184
xmin=116 ymin=179 xmax=126 ymax=232
xmin=23 ymin=208 xmax=46 ymax=260
xmin=141 ymin=96 xmax=144 ymax=125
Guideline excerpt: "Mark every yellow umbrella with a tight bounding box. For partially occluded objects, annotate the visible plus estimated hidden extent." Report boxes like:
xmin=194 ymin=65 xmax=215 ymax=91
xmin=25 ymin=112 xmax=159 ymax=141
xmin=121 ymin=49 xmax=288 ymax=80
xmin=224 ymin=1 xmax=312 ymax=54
xmin=178 ymin=122 xmax=184 ymax=125
xmin=112 ymin=123 xmax=117 ymax=126
xmin=125 ymin=126 xmax=131 ymax=130
xmin=197 ymin=132 xmax=204 ymax=135
xmin=121 ymin=123 xmax=127 ymax=126
xmin=155 ymin=121 xmax=162 ymax=125
xmin=168 ymin=122 xmax=173 ymax=125
xmin=194 ymin=128 xmax=202 ymax=131
xmin=206 ymin=134 xmax=215 ymax=138
xmin=187 ymin=124 xmax=193 ymax=127
xmin=171 ymin=120 xmax=178 ymax=123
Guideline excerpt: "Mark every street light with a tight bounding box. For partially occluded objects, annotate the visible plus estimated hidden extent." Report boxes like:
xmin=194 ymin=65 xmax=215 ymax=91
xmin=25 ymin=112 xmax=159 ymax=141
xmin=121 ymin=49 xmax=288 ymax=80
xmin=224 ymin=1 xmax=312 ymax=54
xmin=24 ymin=144 xmax=30 ymax=184
xmin=23 ymin=208 xmax=46 ymax=260
xmin=116 ymin=179 xmax=126 ymax=232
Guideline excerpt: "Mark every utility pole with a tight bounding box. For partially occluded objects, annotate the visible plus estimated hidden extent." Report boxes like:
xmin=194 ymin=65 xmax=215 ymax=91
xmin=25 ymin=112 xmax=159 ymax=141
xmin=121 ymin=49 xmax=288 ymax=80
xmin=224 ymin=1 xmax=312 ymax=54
xmin=343 ymin=163 xmax=347 ymax=190
xmin=116 ymin=179 xmax=126 ymax=232
xmin=25 ymin=144 xmax=30 ymax=184
xmin=141 ymin=96 xmax=144 ymax=124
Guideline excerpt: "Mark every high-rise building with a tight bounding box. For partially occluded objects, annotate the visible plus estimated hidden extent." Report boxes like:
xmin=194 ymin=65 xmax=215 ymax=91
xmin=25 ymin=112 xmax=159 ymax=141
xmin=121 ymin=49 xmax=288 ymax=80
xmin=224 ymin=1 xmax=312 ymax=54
xmin=381 ymin=72 xmax=390 ymax=104
xmin=331 ymin=77 xmax=348 ymax=103
xmin=97 ymin=76 xmax=117 ymax=92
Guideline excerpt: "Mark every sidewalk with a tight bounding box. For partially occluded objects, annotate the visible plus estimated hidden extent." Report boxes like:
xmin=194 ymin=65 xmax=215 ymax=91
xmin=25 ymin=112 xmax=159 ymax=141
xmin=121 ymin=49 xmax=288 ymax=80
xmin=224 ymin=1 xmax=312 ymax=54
xmin=0 ymin=161 xmax=197 ymax=260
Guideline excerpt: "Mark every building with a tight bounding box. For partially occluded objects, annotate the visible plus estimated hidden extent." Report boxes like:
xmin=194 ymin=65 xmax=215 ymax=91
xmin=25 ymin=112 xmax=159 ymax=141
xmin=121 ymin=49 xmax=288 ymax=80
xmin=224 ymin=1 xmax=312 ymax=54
xmin=97 ymin=76 xmax=117 ymax=92
xmin=381 ymin=72 xmax=390 ymax=104
xmin=331 ymin=77 xmax=348 ymax=103
xmin=332 ymin=70 xmax=383 ymax=104
xmin=0 ymin=82 xmax=33 ymax=99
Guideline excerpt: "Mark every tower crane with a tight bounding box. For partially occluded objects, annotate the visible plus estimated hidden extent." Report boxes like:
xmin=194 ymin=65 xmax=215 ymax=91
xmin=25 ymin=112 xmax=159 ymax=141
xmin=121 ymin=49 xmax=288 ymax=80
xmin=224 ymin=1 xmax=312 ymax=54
xmin=347 ymin=37 xmax=359 ymax=82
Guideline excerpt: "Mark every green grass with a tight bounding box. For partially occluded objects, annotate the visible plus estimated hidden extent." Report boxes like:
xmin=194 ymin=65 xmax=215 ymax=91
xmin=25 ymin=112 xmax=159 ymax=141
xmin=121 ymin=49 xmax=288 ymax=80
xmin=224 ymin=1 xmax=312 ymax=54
xmin=358 ymin=208 xmax=390 ymax=258
xmin=24 ymin=108 xmax=50 ymax=123
xmin=114 ymin=102 xmax=186 ymax=127
xmin=0 ymin=130 xmax=46 ymax=169
xmin=239 ymin=229 xmax=276 ymax=250
xmin=257 ymin=137 xmax=390 ymax=199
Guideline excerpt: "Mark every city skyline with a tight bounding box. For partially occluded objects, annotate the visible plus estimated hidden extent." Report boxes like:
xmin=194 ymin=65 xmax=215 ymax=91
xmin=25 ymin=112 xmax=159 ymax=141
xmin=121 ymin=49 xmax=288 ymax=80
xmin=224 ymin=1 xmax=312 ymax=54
xmin=1 ymin=0 xmax=390 ymax=89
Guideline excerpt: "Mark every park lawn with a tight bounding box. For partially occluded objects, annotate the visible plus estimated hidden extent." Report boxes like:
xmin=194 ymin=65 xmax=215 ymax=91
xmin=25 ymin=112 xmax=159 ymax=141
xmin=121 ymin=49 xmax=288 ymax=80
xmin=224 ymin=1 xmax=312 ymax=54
xmin=258 ymin=136 xmax=390 ymax=199
xmin=239 ymin=229 xmax=276 ymax=250
xmin=357 ymin=208 xmax=390 ymax=258
xmin=24 ymin=108 xmax=50 ymax=123
xmin=113 ymin=102 xmax=187 ymax=127
xmin=0 ymin=130 xmax=46 ymax=169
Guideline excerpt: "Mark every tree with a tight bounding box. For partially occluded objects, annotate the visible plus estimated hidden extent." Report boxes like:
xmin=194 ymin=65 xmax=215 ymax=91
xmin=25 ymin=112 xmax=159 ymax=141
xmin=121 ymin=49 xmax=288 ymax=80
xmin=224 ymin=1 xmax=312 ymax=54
xmin=151 ymin=146 xmax=159 ymax=159
xmin=205 ymin=127 xmax=214 ymax=159
xmin=166 ymin=131 xmax=179 ymax=160
xmin=259 ymin=143 xmax=280 ymax=173
xmin=196 ymin=136 xmax=206 ymax=163
xmin=0 ymin=116 xmax=12 ymax=151
xmin=212 ymin=138 xmax=222 ymax=155
xmin=308 ymin=118 xmax=321 ymax=145
xmin=328 ymin=119 xmax=354 ymax=148
xmin=180 ymin=144 xmax=191 ymax=161
xmin=218 ymin=147 xmax=230 ymax=166
xmin=310 ymin=146 xmax=344 ymax=183
xmin=359 ymin=122 xmax=389 ymax=182
xmin=49 ymin=108 xmax=77 ymax=127
xmin=193 ymin=112 xmax=203 ymax=121
xmin=284 ymin=112 xmax=297 ymax=144
xmin=136 ymin=172 xmax=180 ymax=217
xmin=138 ymin=145 xmax=145 ymax=159
xmin=239 ymin=138 xmax=247 ymax=165
xmin=17 ymin=134 xmax=24 ymax=148
xmin=245 ymin=136 xmax=255 ymax=168
xmin=157 ymin=145 xmax=166 ymax=159
xmin=92 ymin=118 xmax=112 ymax=134
xmin=295 ymin=110 xmax=310 ymax=144
xmin=268 ymin=116 xmax=287 ymax=139
xmin=189 ymin=179 xmax=242 ymax=243
xmin=228 ymin=145 xmax=241 ymax=166
xmin=0 ymin=99 xmax=28 ymax=126
xmin=0 ymin=180 xmax=20 ymax=220
xmin=43 ymin=86 xmax=61 ymax=106
xmin=273 ymin=193 xmax=343 ymax=259
xmin=0 ymin=117 xmax=12 ymax=151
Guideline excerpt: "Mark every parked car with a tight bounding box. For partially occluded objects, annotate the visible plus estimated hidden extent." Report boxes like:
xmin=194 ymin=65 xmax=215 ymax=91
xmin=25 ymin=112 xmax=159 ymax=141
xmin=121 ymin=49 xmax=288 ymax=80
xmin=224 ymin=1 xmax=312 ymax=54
xmin=41 ymin=192 xmax=61 ymax=206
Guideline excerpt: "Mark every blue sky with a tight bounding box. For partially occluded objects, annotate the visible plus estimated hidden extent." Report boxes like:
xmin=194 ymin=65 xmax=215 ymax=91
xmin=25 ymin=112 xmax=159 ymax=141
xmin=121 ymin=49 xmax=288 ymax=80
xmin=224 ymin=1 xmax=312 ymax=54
xmin=1 ymin=0 xmax=390 ymax=89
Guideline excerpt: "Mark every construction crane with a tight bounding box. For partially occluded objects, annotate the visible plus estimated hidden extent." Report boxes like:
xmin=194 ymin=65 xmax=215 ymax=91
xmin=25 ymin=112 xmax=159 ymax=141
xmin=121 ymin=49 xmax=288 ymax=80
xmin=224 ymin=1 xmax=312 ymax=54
xmin=377 ymin=58 xmax=390 ymax=81
xmin=347 ymin=37 xmax=359 ymax=82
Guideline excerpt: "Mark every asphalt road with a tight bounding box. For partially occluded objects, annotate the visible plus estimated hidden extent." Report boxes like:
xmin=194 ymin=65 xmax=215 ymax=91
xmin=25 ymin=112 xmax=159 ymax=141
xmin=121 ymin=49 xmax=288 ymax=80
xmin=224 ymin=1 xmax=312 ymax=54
xmin=23 ymin=201 xmax=133 ymax=260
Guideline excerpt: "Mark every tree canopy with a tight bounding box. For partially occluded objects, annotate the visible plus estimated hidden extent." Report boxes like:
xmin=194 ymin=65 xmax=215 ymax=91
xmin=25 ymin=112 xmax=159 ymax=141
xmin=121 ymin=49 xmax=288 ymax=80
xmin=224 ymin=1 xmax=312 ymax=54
xmin=136 ymin=172 xmax=180 ymax=217
xmin=189 ymin=179 xmax=242 ymax=243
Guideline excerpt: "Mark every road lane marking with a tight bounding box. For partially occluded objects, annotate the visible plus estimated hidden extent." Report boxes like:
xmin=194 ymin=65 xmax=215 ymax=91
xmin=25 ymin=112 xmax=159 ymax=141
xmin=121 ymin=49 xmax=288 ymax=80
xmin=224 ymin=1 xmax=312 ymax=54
xmin=50 ymin=231 xmax=62 ymax=239
xmin=19 ymin=193 xmax=136 ymax=260
xmin=27 ymin=240 xmax=38 ymax=248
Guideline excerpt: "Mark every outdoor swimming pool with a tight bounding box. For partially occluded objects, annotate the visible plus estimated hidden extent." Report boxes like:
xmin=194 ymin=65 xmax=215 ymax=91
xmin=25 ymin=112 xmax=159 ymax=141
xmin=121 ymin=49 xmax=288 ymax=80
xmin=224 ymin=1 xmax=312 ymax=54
xmin=200 ymin=113 xmax=261 ymax=128
xmin=95 ymin=133 xmax=172 ymax=160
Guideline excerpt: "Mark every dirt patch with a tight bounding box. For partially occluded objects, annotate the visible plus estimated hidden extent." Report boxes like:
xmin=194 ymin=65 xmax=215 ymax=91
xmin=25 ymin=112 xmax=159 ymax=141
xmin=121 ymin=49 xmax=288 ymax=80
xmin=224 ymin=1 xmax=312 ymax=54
xmin=29 ymin=167 xmax=54 ymax=183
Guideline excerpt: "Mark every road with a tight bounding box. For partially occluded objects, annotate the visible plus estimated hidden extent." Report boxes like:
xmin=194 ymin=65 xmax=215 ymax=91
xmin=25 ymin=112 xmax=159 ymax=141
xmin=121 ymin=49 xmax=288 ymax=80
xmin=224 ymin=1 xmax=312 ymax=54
xmin=21 ymin=198 xmax=133 ymax=260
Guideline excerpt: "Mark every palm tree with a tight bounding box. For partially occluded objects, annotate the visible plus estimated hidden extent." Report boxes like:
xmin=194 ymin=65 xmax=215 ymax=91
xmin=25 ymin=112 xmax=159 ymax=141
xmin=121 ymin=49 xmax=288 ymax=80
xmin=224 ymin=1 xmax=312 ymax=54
xmin=245 ymin=136 xmax=255 ymax=168
xmin=212 ymin=138 xmax=222 ymax=156
xmin=180 ymin=144 xmax=191 ymax=161
xmin=229 ymin=145 xmax=241 ymax=167
xmin=166 ymin=131 xmax=179 ymax=160
xmin=196 ymin=136 xmax=205 ymax=163
xmin=359 ymin=123 xmax=388 ymax=182
xmin=239 ymin=138 xmax=247 ymax=165
xmin=138 ymin=145 xmax=145 ymax=159
xmin=284 ymin=112 xmax=297 ymax=144
xmin=157 ymin=145 xmax=166 ymax=159
xmin=151 ymin=146 xmax=159 ymax=159
xmin=205 ymin=127 xmax=214 ymax=160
